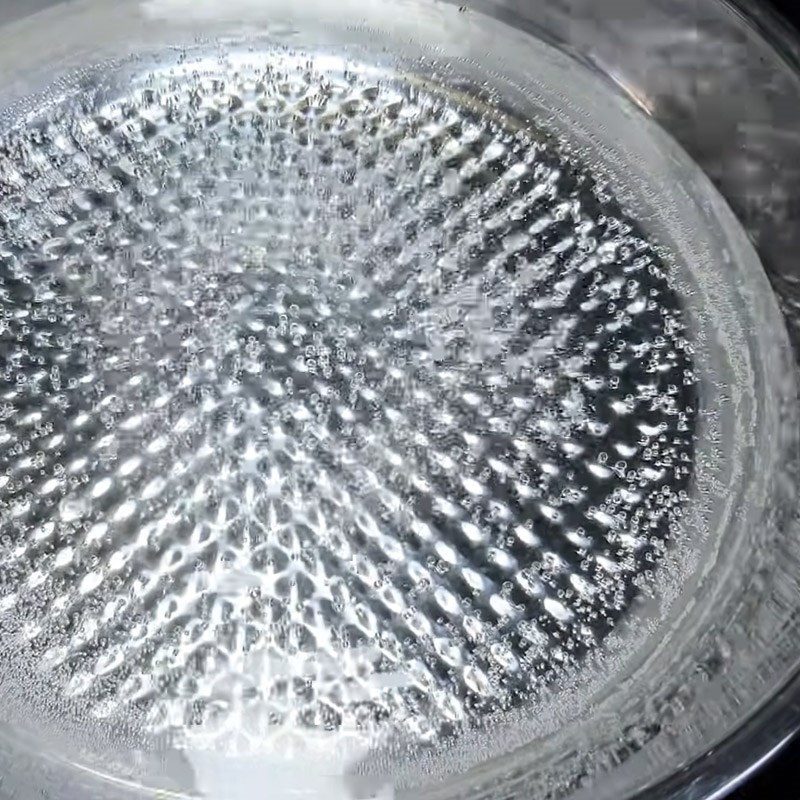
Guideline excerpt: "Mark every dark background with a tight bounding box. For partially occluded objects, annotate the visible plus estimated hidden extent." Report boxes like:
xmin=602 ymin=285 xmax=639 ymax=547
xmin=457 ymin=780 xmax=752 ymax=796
xmin=728 ymin=0 xmax=799 ymax=797
xmin=732 ymin=739 xmax=797 ymax=799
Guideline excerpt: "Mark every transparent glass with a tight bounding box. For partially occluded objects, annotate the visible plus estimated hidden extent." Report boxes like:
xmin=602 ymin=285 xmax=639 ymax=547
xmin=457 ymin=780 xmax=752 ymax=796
xmin=0 ymin=1 xmax=799 ymax=799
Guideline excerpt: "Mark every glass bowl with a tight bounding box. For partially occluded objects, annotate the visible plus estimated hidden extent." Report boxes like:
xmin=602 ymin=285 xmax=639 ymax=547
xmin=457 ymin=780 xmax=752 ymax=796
xmin=0 ymin=2 xmax=799 ymax=799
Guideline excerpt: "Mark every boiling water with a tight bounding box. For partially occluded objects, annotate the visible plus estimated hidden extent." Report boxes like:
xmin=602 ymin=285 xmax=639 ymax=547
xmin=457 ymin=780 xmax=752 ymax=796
xmin=0 ymin=15 xmax=781 ymax=796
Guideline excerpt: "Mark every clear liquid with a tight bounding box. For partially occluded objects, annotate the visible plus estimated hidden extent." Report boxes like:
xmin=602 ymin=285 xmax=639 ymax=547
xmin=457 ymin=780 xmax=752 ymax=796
xmin=0 ymin=47 xmax=698 ymax=749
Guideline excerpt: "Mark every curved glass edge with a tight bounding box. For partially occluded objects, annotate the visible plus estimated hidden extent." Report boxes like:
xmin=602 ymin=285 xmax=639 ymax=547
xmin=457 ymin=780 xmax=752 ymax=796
xmin=637 ymin=2 xmax=800 ymax=799
xmin=726 ymin=0 xmax=800 ymax=71
xmin=634 ymin=671 xmax=800 ymax=800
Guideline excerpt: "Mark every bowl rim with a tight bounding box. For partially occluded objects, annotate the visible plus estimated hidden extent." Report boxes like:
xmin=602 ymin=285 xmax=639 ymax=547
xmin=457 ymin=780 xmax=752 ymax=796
xmin=630 ymin=7 xmax=800 ymax=798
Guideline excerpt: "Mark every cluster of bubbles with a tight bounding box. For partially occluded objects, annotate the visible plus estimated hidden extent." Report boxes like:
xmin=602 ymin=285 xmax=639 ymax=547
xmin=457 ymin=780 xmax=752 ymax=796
xmin=0 ymin=49 xmax=697 ymax=752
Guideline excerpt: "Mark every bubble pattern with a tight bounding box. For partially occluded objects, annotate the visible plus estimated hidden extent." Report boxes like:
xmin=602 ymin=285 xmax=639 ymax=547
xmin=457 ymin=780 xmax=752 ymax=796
xmin=0 ymin=50 xmax=697 ymax=749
